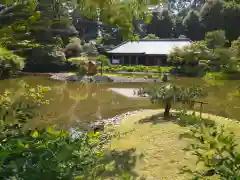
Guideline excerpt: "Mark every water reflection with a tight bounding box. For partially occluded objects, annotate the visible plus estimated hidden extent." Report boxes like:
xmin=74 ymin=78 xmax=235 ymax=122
xmin=0 ymin=76 xmax=239 ymax=129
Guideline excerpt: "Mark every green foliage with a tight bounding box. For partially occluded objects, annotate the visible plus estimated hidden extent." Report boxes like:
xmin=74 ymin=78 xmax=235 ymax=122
xmin=0 ymin=0 xmax=40 ymax=49
xmin=167 ymin=41 xmax=212 ymax=76
xmin=143 ymin=34 xmax=160 ymax=39
xmin=204 ymin=72 xmax=227 ymax=80
xmin=146 ymin=9 xmax=174 ymax=38
xmin=82 ymin=42 xmax=98 ymax=56
xmin=102 ymin=65 xmax=173 ymax=73
xmin=222 ymin=1 xmax=240 ymax=42
xmin=96 ymin=55 xmax=110 ymax=66
xmin=24 ymin=45 xmax=68 ymax=73
xmin=68 ymin=56 xmax=88 ymax=76
xmin=200 ymin=0 xmax=224 ymax=33
xmin=183 ymin=10 xmax=203 ymax=40
xmin=0 ymin=84 xmax=133 ymax=179
xmin=230 ymin=39 xmax=240 ymax=69
xmin=177 ymin=110 xmax=215 ymax=127
xmin=204 ymin=30 xmax=227 ymax=49
xmin=138 ymin=83 xmax=206 ymax=116
xmin=0 ymin=47 xmax=25 ymax=77
xmin=204 ymin=71 xmax=240 ymax=80
xmin=182 ymin=114 xmax=240 ymax=179
xmin=73 ymin=0 xmax=162 ymax=40
xmin=64 ymin=38 xmax=98 ymax=58
xmin=0 ymin=128 xmax=106 ymax=180
xmin=64 ymin=41 xmax=83 ymax=58
xmin=168 ymin=41 xmax=210 ymax=66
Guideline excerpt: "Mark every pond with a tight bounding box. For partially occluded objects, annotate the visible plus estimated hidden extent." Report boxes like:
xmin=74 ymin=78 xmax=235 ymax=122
xmin=0 ymin=76 xmax=239 ymax=129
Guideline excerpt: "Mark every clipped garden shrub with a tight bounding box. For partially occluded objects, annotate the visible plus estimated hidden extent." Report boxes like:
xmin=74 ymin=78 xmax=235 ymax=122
xmin=64 ymin=42 xmax=83 ymax=58
xmin=24 ymin=45 xmax=69 ymax=73
xmin=68 ymin=56 xmax=88 ymax=75
xmin=0 ymin=47 xmax=25 ymax=78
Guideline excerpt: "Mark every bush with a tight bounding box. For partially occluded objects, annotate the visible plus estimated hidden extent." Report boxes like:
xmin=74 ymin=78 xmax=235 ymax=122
xmin=204 ymin=72 xmax=240 ymax=80
xmin=96 ymin=55 xmax=110 ymax=66
xmin=68 ymin=56 xmax=88 ymax=76
xmin=177 ymin=66 xmax=207 ymax=77
xmin=181 ymin=114 xmax=240 ymax=179
xmin=205 ymin=30 xmax=227 ymax=49
xmin=0 ymin=47 xmax=25 ymax=77
xmin=101 ymin=65 xmax=173 ymax=73
xmin=64 ymin=42 xmax=83 ymax=58
xmin=82 ymin=42 xmax=98 ymax=56
xmin=168 ymin=41 xmax=210 ymax=66
xmin=24 ymin=45 xmax=69 ymax=73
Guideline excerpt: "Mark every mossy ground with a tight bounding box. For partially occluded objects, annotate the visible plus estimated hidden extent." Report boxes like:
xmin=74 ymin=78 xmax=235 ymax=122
xmin=107 ymin=109 xmax=240 ymax=180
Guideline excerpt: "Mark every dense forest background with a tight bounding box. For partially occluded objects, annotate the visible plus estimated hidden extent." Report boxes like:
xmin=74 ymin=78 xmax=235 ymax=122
xmin=75 ymin=0 xmax=240 ymax=45
xmin=0 ymin=0 xmax=239 ymax=74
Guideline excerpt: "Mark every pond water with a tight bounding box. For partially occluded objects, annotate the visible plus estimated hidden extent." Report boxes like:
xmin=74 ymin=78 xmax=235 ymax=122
xmin=0 ymin=76 xmax=239 ymax=129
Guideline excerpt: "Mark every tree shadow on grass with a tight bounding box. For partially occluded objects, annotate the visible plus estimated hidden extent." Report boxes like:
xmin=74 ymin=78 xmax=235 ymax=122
xmin=138 ymin=112 xmax=175 ymax=124
xmin=99 ymin=148 xmax=142 ymax=179
xmin=138 ymin=111 xmax=215 ymax=128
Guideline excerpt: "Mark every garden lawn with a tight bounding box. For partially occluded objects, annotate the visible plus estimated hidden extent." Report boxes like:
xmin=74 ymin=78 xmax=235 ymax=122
xmin=107 ymin=109 xmax=240 ymax=180
xmin=99 ymin=73 xmax=161 ymax=79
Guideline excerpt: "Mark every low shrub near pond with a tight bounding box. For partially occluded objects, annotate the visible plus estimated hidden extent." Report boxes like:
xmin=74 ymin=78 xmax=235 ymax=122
xmin=181 ymin=113 xmax=240 ymax=179
xmin=204 ymin=72 xmax=240 ymax=80
xmin=101 ymin=65 xmax=173 ymax=73
xmin=0 ymin=47 xmax=25 ymax=78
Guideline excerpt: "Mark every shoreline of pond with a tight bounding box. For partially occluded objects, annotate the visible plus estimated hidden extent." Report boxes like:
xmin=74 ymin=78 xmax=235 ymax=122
xmin=87 ymin=108 xmax=240 ymax=134
xmin=92 ymin=108 xmax=240 ymax=127
xmin=17 ymin=72 xmax=163 ymax=83
xmin=49 ymin=73 xmax=162 ymax=83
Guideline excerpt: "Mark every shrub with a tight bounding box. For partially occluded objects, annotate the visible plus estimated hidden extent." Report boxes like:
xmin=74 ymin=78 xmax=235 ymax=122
xmin=24 ymin=45 xmax=68 ymax=73
xmin=68 ymin=56 xmax=88 ymax=75
xmin=205 ymin=30 xmax=227 ymax=49
xmin=101 ymin=65 xmax=173 ymax=73
xmin=82 ymin=42 xmax=98 ymax=56
xmin=69 ymin=37 xmax=82 ymax=44
xmin=168 ymin=41 xmax=210 ymax=66
xmin=96 ymin=55 xmax=110 ymax=66
xmin=203 ymin=72 xmax=240 ymax=80
xmin=64 ymin=42 xmax=83 ymax=58
xmin=181 ymin=114 xmax=240 ymax=179
xmin=0 ymin=47 xmax=25 ymax=77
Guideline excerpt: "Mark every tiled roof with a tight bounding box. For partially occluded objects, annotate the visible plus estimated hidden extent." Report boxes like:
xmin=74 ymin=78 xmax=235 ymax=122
xmin=107 ymin=38 xmax=192 ymax=55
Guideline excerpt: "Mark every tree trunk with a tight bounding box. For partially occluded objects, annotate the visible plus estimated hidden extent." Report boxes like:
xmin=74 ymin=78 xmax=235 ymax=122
xmin=164 ymin=102 xmax=171 ymax=117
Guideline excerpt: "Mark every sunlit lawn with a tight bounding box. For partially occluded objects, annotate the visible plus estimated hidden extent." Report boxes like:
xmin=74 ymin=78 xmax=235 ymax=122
xmin=108 ymin=109 xmax=240 ymax=180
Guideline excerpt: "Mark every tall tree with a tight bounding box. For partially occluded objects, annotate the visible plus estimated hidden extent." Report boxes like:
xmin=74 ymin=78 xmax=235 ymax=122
xmin=199 ymin=0 xmax=224 ymax=33
xmin=146 ymin=9 xmax=174 ymax=38
xmin=222 ymin=2 xmax=240 ymax=42
xmin=183 ymin=10 xmax=204 ymax=40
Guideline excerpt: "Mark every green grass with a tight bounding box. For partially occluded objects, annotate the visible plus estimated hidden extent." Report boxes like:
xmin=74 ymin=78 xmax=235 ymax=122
xmin=107 ymin=109 xmax=240 ymax=180
xmin=97 ymin=73 xmax=161 ymax=79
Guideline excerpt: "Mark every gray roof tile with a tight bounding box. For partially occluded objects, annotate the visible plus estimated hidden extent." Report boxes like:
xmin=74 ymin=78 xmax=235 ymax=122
xmin=107 ymin=39 xmax=192 ymax=55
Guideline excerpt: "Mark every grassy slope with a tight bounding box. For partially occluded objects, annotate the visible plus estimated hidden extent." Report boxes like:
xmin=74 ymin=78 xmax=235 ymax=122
xmin=108 ymin=109 xmax=240 ymax=180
